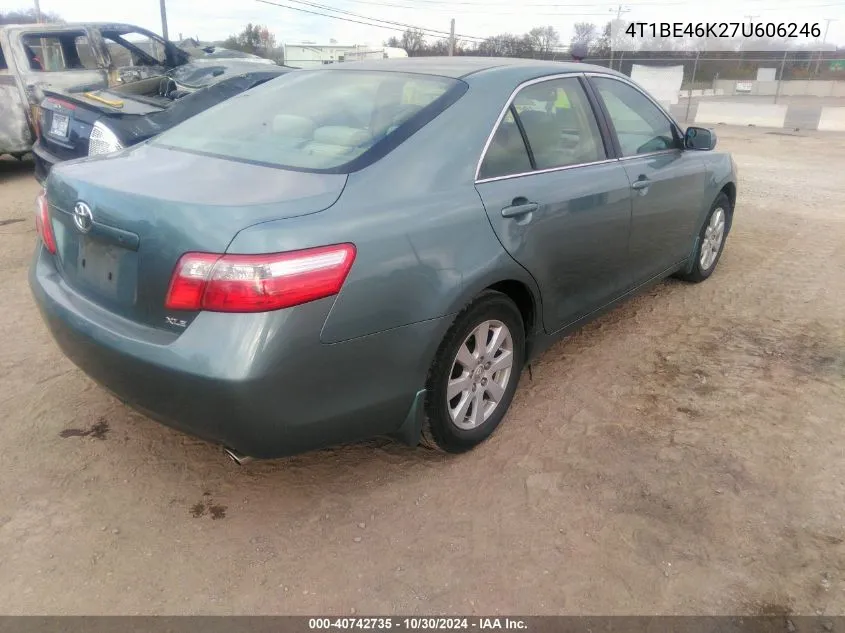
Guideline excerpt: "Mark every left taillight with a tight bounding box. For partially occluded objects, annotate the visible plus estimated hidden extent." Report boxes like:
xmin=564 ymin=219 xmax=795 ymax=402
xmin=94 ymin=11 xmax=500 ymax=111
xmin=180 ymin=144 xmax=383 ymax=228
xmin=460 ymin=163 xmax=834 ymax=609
xmin=165 ymin=243 xmax=357 ymax=313
xmin=35 ymin=190 xmax=57 ymax=254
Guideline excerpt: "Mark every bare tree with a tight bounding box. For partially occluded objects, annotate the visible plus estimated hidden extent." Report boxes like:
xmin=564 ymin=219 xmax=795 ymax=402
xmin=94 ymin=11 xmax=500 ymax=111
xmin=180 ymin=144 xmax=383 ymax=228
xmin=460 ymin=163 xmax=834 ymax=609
xmin=401 ymin=29 xmax=427 ymax=56
xmin=477 ymin=33 xmax=536 ymax=58
xmin=1 ymin=8 xmax=63 ymax=24
xmin=591 ymin=21 xmax=612 ymax=56
xmin=528 ymin=26 xmax=560 ymax=55
xmin=571 ymin=22 xmax=597 ymax=51
xmin=223 ymin=23 xmax=277 ymax=59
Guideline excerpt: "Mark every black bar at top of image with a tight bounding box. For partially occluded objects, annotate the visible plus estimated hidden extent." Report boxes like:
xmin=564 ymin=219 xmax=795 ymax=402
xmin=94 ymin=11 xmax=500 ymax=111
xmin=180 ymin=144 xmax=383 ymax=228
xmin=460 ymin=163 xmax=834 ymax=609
xmin=0 ymin=617 xmax=842 ymax=633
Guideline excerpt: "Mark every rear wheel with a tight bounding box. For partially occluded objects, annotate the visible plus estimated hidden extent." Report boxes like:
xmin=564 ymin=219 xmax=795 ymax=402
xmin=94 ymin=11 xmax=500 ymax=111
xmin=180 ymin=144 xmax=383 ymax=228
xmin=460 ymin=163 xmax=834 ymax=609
xmin=422 ymin=291 xmax=525 ymax=453
xmin=677 ymin=192 xmax=732 ymax=283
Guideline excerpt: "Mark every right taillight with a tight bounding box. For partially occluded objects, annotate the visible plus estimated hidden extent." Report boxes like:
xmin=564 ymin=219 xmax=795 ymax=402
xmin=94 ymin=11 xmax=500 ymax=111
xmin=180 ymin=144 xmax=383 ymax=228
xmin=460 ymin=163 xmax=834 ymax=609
xmin=35 ymin=190 xmax=57 ymax=254
xmin=88 ymin=121 xmax=124 ymax=156
xmin=165 ymin=243 xmax=357 ymax=313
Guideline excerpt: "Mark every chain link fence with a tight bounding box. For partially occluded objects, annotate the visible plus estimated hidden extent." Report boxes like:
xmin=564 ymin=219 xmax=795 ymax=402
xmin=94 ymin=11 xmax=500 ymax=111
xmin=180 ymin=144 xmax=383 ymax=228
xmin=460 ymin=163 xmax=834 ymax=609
xmin=578 ymin=51 xmax=845 ymax=101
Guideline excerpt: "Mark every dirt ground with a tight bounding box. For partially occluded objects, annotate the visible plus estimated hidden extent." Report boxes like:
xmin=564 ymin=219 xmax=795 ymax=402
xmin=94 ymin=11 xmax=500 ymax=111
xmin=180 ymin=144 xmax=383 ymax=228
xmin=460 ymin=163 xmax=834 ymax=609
xmin=0 ymin=127 xmax=843 ymax=616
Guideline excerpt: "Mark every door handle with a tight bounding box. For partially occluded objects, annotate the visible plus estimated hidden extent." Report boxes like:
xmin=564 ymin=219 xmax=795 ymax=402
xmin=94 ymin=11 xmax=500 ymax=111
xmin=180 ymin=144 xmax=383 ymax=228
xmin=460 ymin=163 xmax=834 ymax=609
xmin=501 ymin=201 xmax=539 ymax=218
xmin=631 ymin=178 xmax=651 ymax=191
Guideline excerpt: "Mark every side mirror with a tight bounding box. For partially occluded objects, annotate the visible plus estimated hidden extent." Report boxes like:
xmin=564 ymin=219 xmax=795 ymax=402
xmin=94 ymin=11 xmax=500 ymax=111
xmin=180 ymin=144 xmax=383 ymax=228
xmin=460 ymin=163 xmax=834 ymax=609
xmin=685 ymin=126 xmax=717 ymax=151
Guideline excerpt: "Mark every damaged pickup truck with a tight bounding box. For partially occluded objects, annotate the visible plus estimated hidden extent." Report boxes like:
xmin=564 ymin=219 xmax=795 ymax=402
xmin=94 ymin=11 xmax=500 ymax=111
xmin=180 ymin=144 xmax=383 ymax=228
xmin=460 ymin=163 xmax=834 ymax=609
xmin=33 ymin=59 xmax=292 ymax=182
xmin=1 ymin=22 xmax=276 ymax=161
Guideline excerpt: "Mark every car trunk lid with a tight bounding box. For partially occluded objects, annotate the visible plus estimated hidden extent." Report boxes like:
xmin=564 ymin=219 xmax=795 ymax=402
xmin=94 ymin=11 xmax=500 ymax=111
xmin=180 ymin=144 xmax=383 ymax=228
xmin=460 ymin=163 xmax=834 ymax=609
xmin=45 ymin=143 xmax=347 ymax=332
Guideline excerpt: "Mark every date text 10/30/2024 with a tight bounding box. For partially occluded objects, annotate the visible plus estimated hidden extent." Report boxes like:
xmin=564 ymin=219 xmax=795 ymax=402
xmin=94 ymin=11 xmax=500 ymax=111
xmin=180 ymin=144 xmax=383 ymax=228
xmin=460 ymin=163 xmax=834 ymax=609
xmin=624 ymin=22 xmax=822 ymax=39
xmin=308 ymin=618 xmax=528 ymax=630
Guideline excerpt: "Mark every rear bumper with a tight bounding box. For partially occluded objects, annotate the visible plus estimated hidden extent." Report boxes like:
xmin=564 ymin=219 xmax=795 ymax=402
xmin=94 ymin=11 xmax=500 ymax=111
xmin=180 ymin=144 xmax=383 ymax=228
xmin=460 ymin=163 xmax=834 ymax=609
xmin=29 ymin=246 xmax=448 ymax=458
xmin=31 ymin=141 xmax=62 ymax=185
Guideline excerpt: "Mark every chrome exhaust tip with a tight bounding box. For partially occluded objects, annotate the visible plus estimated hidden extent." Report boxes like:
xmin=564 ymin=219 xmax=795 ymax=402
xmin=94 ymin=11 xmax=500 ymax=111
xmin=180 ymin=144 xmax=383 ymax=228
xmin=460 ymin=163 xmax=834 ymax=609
xmin=224 ymin=447 xmax=253 ymax=465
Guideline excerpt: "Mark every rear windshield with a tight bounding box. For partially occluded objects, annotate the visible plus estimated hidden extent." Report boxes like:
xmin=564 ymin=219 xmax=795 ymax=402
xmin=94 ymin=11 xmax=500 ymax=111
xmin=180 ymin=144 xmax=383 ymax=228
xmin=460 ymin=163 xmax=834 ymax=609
xmin=153 ymin=69 xmax=464 ymax=172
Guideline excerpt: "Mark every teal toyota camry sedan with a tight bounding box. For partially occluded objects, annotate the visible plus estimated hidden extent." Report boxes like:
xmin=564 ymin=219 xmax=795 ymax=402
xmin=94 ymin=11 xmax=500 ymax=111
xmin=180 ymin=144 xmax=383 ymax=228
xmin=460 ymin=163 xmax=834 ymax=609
xmin=29 ymin=57 xmax=737 ymax=462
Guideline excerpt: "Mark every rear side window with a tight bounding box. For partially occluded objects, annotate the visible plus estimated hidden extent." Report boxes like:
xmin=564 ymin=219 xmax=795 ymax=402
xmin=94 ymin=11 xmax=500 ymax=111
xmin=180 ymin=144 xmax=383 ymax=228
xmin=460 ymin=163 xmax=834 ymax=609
xmin=478 ymin=76 xmax=606 ymax=180
xmin=478 ymin=109 xmax=532 ymax=180
xmin=0 ymin=42 xmax=7 ymax=70
xmin=512 ymin=77 xmax=605 ymax=170
xmin=154 ymin=70 xmax=463 ymax=172
xmin=20 ymin=31 xmax=94 ymax=71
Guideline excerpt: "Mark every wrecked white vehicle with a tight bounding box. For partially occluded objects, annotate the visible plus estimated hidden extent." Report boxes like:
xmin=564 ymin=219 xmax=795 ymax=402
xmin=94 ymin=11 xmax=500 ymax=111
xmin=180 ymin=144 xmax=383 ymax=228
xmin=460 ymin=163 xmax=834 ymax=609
xmin=1 ymin=22 xmax=194 ymax=158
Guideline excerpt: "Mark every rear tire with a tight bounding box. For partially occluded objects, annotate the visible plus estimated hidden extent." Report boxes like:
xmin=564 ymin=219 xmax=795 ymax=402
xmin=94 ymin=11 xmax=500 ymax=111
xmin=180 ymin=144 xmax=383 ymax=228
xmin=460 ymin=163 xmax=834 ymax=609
xmin=421 ymin=291 xmax=525 ymax=453
xmin=676 ymin=192 xmax=732 ymax=283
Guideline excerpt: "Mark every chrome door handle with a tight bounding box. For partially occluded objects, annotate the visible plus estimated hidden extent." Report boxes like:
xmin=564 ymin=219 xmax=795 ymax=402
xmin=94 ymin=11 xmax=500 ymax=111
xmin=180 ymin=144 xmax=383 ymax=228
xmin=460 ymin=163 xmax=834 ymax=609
xmin=631 ymin=179 xmax=651 ymax=191
xmin=501 ymin=202 xmax=539 ymax=218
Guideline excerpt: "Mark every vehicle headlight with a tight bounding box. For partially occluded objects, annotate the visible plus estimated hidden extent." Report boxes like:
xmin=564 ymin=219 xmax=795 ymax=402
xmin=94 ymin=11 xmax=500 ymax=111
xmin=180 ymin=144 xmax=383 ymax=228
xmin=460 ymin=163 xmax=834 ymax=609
xmin=88 ymin=121 xmax=123 ymax=156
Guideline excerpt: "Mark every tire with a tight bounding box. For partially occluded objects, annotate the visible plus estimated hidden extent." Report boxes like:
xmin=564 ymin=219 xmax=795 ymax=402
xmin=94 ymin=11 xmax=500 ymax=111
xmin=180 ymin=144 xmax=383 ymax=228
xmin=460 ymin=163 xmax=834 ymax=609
xmin=421 ymin=290 xmax=525 ymax=453
xmin=676 ymin=192 xmax=732 ymax=283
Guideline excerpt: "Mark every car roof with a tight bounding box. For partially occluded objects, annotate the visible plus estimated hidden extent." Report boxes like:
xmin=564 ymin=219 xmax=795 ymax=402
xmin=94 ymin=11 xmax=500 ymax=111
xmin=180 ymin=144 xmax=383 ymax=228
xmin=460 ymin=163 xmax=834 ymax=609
xmin=1 ymin=22 xmax=156 ymax=33
xmin=317 ymin=56 xmax=625 ymax=80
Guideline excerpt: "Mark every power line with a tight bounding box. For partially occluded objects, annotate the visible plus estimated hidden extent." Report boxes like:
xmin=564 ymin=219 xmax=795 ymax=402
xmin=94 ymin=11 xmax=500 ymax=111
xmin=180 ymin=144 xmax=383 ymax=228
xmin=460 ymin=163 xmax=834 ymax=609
xmin=256 ymin=0 xmax=487 ymax=41
xmin=335 ymin=0 xmax=684 ymax=6
xmin=279 ymin=0 xmax=486 ymax=39
xmin=314 ymin=1 xmax=666 ymax=15
xmin=321 ymin=0 xmax=843 ymax=6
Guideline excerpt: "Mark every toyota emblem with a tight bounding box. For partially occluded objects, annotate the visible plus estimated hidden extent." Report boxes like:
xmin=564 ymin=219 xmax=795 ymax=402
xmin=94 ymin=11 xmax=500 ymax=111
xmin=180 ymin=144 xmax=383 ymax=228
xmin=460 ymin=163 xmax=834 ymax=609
xmin=73 ymin=202 xmax=93 ymax=233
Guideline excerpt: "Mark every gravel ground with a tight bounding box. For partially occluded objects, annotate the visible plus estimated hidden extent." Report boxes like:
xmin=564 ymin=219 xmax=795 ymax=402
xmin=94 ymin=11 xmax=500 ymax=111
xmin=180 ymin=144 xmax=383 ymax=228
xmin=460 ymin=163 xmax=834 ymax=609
xmin=0 ymin=127 xmax=843 ymax=615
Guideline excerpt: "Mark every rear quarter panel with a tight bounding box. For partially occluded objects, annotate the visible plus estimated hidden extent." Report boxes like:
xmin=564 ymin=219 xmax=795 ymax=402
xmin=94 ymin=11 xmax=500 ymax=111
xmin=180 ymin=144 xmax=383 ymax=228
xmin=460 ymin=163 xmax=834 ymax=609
xmin=226 ymin=68 xmax=544 ymax=345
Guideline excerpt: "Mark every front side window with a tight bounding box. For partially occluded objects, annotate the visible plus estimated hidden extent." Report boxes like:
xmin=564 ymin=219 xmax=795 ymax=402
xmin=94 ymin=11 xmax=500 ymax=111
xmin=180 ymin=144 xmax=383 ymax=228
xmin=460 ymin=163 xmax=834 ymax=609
xmin=102 ymin=30 xmax=165 ymax=67
xmin=153 ymin=70 xmax=461 ymax=172
xmin=512 ymin=77 xmax=605 ymax=170
xmin=591 ymin=77 xmax=678 ymax=157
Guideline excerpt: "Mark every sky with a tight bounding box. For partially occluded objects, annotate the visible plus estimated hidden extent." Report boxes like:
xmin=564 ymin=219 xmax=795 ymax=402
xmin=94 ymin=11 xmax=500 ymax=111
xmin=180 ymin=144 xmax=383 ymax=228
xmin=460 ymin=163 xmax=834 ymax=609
xmin=2 ymin=0 xmax=844 ymax=51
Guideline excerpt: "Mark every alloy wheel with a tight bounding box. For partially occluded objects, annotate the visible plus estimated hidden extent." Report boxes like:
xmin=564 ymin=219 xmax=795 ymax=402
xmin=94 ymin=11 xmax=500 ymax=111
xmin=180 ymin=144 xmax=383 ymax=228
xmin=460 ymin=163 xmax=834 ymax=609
xmin=446 ymin=320 xmax=514 ymax=430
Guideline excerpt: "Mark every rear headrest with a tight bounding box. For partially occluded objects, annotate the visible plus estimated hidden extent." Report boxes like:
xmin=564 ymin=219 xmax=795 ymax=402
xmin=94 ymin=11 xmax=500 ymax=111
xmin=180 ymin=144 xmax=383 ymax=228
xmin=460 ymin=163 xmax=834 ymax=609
xmin=312 ymin=126 xmax=370 ymax=147
xmin=272 ymin=114 xmax=316 ymax=138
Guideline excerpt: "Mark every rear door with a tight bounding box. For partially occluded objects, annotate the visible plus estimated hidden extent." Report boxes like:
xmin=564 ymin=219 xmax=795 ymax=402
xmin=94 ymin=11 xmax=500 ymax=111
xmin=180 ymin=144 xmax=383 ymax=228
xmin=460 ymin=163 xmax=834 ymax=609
xmin=588 ymin=75 xmax=706 ymax=284
xmin=475 ymin=75 xmax=633 ymax=334
xmin=0 ymin=32 xmax=33 ymax=154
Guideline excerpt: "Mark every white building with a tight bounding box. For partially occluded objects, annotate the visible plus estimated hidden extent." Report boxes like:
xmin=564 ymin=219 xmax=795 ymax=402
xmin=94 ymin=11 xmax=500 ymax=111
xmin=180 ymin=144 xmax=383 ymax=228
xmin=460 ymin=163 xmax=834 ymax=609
xmin=283 ymin=43 xmax=407 ymax=69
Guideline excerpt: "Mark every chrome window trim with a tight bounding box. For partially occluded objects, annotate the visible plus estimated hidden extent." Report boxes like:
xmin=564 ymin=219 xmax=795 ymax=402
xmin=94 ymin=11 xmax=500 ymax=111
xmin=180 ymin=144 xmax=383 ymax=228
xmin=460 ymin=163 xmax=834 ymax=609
xmin=584 ymin=71 xmax=686 ymax=151
xmin=618 ymin=148 xmax=681 ymax=161
xmin=474 ymin=71 xmax=605 ymax=183
xmin=476 ymin=157 xmax=618 ymax=185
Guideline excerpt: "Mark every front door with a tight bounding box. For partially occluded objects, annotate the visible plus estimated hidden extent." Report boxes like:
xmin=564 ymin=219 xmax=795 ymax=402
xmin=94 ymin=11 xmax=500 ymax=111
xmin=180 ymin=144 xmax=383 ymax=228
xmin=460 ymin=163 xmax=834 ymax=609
xmin=475 ymin=76 xmax=633 ymax=333
xmin=589 ymin=76 xmax=707 ymax=283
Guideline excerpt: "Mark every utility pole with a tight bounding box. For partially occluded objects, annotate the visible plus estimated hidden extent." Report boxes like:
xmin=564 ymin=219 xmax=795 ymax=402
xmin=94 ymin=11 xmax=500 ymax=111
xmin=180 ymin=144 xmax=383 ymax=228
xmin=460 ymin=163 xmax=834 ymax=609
xmin=448 ymin=18 xmax=455 ymax=56
xmin=774 ymin=48 xmax=788 ymax=103
xmin=608 ymin=5 xmax=630 ymax=70
xmin=738 ymin=14 xmax=758 ymax=69
xmin=814 ymin=19 xmax=836 ymax=76
xmin=160 ymin=0 xmax=170 ymax=41
xmin=33 ymin=0 xmax=42 ymax=22
xmin=685 ymin=49 xmax=701 ymax=123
